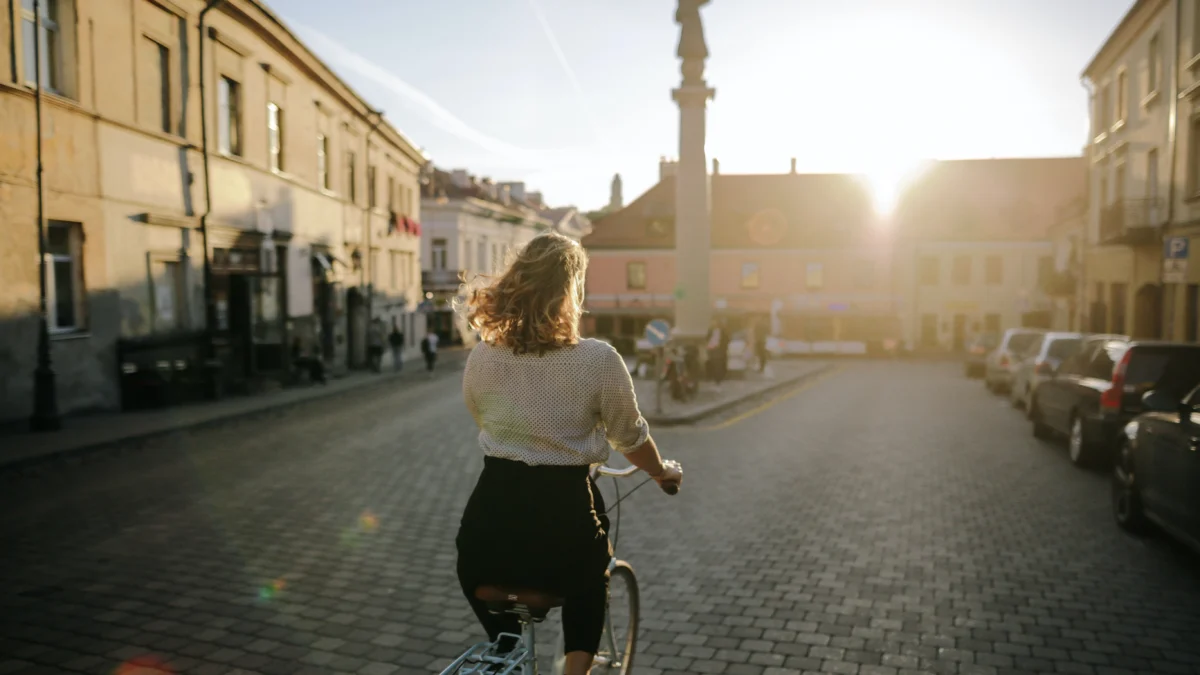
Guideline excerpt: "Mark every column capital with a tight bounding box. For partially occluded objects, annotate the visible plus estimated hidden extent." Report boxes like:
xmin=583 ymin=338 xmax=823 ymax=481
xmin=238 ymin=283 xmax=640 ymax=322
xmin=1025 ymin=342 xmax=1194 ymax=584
xmin=673 ymin=85 xmax=716 ymax=107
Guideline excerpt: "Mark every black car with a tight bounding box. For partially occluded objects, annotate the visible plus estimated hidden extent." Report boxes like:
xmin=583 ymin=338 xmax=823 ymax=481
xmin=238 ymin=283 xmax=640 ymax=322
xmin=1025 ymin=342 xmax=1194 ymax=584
xmin=1029 ymin=338 xmax=1200 ymax=467
xmin=1113 ymin=386 xmax=1200 ymax=552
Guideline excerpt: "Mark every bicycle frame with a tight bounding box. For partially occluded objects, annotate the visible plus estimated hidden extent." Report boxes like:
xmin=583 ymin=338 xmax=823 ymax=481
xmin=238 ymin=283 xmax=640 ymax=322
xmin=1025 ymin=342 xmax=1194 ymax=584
xmin=441 ymin=463 xmax=646 ymax=675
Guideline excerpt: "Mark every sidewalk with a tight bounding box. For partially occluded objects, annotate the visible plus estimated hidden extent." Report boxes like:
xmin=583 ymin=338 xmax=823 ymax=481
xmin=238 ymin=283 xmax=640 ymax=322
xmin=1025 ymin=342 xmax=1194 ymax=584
xmin=636 ymin=360 xmax=830 ymax=426
xmin=0 ymin=350 xmax=468 ymax=472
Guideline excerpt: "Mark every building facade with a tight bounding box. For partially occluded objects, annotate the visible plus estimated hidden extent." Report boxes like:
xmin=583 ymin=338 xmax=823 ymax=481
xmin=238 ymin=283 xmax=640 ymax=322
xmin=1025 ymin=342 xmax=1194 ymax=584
xmin=0 ymin=0 xmax=424 ymax=425
xmin=585 ymin=157 xmax=1086 ymax=354
xmin=420 ymin=170 xmax=552 ymax=345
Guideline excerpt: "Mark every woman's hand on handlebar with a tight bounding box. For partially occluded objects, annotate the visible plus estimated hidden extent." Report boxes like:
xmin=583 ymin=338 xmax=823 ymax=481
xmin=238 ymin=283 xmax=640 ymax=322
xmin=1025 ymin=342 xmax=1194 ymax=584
xmin=654 ymin=459 xmax=683 ymax=495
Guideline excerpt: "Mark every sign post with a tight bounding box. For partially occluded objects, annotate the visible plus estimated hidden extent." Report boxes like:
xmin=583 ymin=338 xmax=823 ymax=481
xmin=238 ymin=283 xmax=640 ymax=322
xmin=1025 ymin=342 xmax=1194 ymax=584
xmin=645 ymin=319 xmax=671 ymax=415
xmin=1164 ymin=236 xmax=1189 ymax=284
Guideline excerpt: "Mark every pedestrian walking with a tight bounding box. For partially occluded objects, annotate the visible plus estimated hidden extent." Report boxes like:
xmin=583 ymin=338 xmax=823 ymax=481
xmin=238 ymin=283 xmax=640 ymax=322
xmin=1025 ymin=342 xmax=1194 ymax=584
xmin=754 ymin=318 xmax=769 ymax=374
xmin=421 ymin=331 xmax=440 ymax=376
xmin=368 ymin=318 xmax=385 ymax=373
xmin=705 ymin=319 xmax=729 ymax=387
xmin=389 ymin=319 xmax=405 ymax=372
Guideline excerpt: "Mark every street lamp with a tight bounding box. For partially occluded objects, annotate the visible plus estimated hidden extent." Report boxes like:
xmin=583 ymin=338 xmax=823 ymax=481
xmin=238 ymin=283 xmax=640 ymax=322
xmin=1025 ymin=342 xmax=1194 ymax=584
xmin=30 ymin=0 xmax=60 ymax=432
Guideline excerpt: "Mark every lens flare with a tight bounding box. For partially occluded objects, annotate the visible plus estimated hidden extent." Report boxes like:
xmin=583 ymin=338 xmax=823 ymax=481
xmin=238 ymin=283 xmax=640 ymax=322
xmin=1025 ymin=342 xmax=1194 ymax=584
xmin=114 ymin=655 xmax=173 ymax=675
xmin=359 ymin=510 xmax=379 ymax=532
xmin=257 ymin=577 xmax=288 ymax=602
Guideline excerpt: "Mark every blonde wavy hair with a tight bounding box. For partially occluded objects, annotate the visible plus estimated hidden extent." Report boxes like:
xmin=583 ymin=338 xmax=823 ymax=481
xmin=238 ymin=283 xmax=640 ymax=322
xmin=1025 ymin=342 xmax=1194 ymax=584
xmin=457 ymin=231 xmax=589 ymax=355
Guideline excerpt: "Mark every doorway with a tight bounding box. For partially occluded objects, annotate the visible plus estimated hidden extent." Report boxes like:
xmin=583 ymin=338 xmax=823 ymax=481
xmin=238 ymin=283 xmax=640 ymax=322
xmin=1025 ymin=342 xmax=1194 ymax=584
xmin=227 ymin=275 xmax=254 ymax=381
xmin=1132 ymin=283 xmax=1160 ymax=339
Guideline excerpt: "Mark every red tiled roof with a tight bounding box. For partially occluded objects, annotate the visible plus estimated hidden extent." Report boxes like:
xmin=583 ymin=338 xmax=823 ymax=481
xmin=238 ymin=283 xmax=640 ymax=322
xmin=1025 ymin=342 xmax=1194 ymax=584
xmin=892 ymin=157 xmax=1087 ymax=241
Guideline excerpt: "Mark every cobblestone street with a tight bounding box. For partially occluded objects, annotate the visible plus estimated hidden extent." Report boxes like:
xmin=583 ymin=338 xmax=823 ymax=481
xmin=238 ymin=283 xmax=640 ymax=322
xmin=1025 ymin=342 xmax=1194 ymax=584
xmin=3 ymin=361 xmax=1200 ymax=675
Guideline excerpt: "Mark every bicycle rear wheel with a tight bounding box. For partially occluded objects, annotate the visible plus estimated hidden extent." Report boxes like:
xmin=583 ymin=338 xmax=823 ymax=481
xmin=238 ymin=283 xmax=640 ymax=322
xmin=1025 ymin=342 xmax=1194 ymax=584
xmin=595 ymin=560 xmax=638 ymax=674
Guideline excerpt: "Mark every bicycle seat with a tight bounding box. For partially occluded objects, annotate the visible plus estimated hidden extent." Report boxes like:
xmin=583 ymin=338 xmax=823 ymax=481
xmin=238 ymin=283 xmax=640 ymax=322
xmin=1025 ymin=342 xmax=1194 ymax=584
xmin=474 ymin=585 xmax=564 ymax=620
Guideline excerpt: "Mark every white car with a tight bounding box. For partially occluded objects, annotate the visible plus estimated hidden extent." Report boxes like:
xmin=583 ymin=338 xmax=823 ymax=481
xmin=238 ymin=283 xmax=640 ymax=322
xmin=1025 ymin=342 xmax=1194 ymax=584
xmin=985 ymin=328 xmax=1046 ymax=394
xmin=1009 ymin=332 xmax=1084 ymax=412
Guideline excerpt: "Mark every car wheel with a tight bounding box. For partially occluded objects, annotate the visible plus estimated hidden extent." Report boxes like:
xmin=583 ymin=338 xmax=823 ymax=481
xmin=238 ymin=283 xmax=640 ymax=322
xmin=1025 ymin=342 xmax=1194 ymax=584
xmin=1031 ymin=399 xmax=1053 ymax=440
xmin=1112 ymin=440 xmax=1148 ymax=534
xmin=1068 ymin=416 xmax=1092 ymax=467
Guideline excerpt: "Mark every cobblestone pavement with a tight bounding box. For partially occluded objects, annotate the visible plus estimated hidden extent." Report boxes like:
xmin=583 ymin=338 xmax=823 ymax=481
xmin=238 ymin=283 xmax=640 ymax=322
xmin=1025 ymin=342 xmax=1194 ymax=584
xmin=2 ymin=361 xmax=1200 ymax=675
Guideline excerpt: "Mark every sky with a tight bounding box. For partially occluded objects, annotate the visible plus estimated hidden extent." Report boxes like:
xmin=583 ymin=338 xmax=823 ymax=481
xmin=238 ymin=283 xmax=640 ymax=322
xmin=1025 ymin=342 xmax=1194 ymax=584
xmin=269 ymin=0 xmax=1134 ymax=212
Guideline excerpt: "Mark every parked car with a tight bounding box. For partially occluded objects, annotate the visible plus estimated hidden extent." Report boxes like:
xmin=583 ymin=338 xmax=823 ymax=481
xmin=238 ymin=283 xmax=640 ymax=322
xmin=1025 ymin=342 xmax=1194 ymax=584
xmin=984 ymin=328 xmax=1046 ymax=393
xmin=1010 ymin=332 xmax=1083 ymax=412
xmin=1112 ymin=384 xmax=1200 ymax=552
xmin=963 ymin=332 xmax=999 ymax=378
xmin=1029 ymin=338 xmax=1200 ymax=467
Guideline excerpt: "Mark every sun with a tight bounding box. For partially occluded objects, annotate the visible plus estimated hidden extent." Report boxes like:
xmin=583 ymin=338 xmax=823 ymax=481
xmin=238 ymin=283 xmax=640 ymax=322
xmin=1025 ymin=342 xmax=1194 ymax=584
xmin=860 ymin=157 xmax=930 ymax=220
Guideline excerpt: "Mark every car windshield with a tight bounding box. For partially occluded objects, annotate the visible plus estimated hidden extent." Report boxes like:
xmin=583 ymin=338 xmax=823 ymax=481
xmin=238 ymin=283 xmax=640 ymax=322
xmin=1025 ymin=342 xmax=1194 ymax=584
xmin=1007 ymin=333 xmax=1040 ymax=353
xmin=1047 ymin=338 xmax=1082 ymax=360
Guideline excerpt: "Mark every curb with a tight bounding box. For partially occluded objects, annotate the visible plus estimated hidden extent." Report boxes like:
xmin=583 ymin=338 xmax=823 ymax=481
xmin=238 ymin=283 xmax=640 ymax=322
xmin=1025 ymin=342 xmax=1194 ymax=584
xmin=645 ymin=364 xmax=832 ymax=427
xmin=0 ymin=350 xmax=469 ymax=475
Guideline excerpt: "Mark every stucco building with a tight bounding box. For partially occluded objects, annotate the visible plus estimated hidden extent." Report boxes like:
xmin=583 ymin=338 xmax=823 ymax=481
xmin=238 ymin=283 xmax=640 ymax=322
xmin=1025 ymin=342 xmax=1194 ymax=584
xmin=0 ymin=0 xmax=425 ymax=425
xmin=584 ymin=156 xmax=1086 ymax=354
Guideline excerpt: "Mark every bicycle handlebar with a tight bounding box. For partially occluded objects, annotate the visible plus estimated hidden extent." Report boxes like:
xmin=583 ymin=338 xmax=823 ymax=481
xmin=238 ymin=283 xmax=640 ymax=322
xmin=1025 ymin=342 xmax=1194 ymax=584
xmin=595 ymin=463 xmax=680 ymax=495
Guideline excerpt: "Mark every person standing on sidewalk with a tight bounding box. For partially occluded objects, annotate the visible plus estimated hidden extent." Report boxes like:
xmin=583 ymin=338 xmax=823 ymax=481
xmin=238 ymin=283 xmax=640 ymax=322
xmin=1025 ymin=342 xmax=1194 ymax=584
xmin=421 ymin=331 xmax=440 ymax=376
xmin=389 ymin=319 xmax=405 ymax=372
xmin=705 ymin=319 xmax=728 ymax=387
xmin=753 ymin=317 xmax=769 ymax=374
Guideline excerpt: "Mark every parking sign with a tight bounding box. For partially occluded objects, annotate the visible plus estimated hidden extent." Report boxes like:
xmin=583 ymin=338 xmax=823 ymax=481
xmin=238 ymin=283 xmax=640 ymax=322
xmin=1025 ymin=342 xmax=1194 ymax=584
xmin=1164 ymin=237 xmax=1190 ymax=283
xmin=1165 ymin=237 xmax=1189 ymax=260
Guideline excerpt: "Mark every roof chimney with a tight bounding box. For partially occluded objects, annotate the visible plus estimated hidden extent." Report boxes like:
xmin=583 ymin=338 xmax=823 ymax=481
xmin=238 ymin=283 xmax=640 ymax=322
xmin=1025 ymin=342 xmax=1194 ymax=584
xmin=451 ymin=169 xmax=470 ymax=188
xmin=712 ymin=158 xmax=720 ymax=175
xmin=790 ymin=158 xmax=797 ymax=174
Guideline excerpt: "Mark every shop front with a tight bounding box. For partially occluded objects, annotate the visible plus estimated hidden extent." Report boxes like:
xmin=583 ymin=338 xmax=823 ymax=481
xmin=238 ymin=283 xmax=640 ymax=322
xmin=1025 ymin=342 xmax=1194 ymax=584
xmin=209 ymin=229 xmax=289 ymax=393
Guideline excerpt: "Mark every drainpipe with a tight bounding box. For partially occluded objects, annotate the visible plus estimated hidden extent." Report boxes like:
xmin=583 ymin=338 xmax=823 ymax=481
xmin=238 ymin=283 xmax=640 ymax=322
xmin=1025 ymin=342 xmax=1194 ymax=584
xmin=198 ymin=0 xmax=224 ymax=396
xmin=1162 ymin=0 xmax=1183 ymax=339
xmin=359 ymin=109 xmax=383 ymax=368
xmin=30 ymin=0 xmax=60 ymax=431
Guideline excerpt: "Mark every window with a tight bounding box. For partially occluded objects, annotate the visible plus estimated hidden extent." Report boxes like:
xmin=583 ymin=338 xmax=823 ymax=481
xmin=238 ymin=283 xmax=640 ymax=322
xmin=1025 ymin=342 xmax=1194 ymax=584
xmin=1099 ymin=84 xmax=1112 ymax=132
xmin=390 ymin=251 xmax=400 ymax=289
xmin=267 ymin=102 xmax=284 ymax=171
xmin=478 ymin=239 xmax=488 ymax=274
xmin=431 ymin=238 xmax=447 ymax=270
xmin=1189 ymin=116 xmax=1200 ymax=195
xmin=1037 ymin=256 xmax=1054 ymax=288
xmin=317 ymin=133 xmax=329 ymax=190
xmin=985 ymin=255 xmax=1003 ymax=284
xmin=918 ymin=256 xmax=939 ymax=285
xmin=217 ymin=77 xmax=241 ymax=156
xmin=346 ymin=150 xmax=357 ymax=202
xmin=367 ymin=164 xmax=377 ymax=208
xmin=1114 ymin=161 xmax=1126 ymax=203
xmin=21 ymin=0 xmax=64 ymax=93
xmin=387 ymin=176 xmax=395 ymax=211
xmin=952 ymin=255 xmax=971 ymax=285
xmin=152 ymin=258 xmax=185 ymax=331
xmin=144 ymin=38 xmax=171 ymax=133
xmin=740 ymin=262 xmax=760 ymax=289
xmin=805 ymin=262 xmax=823 ymax=290
xmin=1115 ymin=70 xmax=1127 ymax=125
xmin=1149 ymin=33 xmax=1161 ymax=96
xmin=628 ymin=261 xmax=648 ymax=289
xmin=45 ymin=221 xmax=85 ymax=332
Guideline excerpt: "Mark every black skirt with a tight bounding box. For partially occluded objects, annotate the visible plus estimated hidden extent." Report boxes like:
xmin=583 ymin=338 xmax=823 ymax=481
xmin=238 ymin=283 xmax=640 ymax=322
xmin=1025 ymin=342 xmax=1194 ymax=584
xmin=456 ymin=456 xmax=613 ymax=653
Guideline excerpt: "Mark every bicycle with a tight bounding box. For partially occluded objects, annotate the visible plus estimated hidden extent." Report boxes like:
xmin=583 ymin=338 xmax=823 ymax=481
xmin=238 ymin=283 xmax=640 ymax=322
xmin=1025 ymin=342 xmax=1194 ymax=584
xmin=440 ymin=462 xmax=679 ymax=675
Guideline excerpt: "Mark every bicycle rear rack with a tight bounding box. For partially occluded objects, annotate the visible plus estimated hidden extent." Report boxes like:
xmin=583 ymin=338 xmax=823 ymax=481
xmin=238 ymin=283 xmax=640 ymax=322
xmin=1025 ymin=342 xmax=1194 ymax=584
xmin=442 ymin=633 xmax=530 ymax=674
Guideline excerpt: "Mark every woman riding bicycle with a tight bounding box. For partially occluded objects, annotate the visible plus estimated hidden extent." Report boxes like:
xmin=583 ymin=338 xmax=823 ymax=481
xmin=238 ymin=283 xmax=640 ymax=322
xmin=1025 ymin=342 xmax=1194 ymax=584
xmin=455 ymin=232 xmax=683 ymax=675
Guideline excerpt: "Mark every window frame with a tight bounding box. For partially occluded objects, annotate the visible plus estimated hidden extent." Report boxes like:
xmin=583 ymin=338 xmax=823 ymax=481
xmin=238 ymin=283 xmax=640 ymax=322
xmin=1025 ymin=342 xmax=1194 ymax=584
xmin=20 ymin=0 xmax=65 ymax=95
xmin=317 ymin=132 xmax=329 ymax=190
xmin=1148 ymin=32 xmax=1161 ymax=99
xmin=44 ymin=220 xmax=86 ymax=334
xmin=367 ymin=164 xmax=377 ymax=208
xmin=346 ymin=149 xmax=357 ymax=202
xmin=267 ymin=101 xmax=284 ymax=172
xmin=627 ymin=261 xmax=648 ymax=290
xmin=217 ymin=76 xmax=242 ymax=156
xmin=431 ymin=238 xmax=448 ymax=270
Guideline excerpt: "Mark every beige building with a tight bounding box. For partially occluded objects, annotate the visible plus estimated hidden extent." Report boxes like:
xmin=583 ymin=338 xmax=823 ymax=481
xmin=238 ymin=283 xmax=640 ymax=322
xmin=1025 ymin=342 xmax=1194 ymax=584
xmin=892 ymin=158 xmax=1088 ymax=350
xmin=0 ymin=0 xmax=425 ymax=425
xmin=1082 ymin=0 xmax=1172 ymax=339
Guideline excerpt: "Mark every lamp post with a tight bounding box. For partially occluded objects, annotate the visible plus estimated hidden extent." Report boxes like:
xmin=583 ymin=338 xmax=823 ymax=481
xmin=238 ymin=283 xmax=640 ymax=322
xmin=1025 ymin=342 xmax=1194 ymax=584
xmin=30 ymin=0 xmax=60 ymax=432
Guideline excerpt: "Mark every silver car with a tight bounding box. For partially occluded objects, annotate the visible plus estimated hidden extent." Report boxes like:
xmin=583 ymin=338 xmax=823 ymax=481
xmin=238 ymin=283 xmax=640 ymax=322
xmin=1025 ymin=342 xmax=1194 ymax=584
xmin=985 ymin=328 xmax=1046 ymax=394
xmin=1009 ymin=332 xmax=1083 ymax=411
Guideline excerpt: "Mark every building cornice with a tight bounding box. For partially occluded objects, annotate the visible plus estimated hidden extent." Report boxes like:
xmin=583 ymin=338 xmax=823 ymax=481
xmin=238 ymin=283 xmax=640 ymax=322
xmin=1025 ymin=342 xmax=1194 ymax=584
xmin=224 ymin=0 xmax=428 ymax=167
xmin=1083 ymin=0 xmax=1169 ymax=80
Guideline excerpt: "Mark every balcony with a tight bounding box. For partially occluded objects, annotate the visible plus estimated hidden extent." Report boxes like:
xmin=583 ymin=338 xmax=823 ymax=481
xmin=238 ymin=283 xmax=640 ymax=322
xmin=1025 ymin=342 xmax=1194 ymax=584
xmin=422 ymin=269 xmax=465 ymax=292
xmin=1098 ymin=198 xmax=1164 ymax=245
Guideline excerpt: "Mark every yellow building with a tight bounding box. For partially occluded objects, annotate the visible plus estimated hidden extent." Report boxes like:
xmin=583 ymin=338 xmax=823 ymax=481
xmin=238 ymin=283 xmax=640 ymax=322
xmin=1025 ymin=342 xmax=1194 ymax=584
xmin=0 ymin=0 xmax=426 ymax=425
xmin=1082 ymin=0 xmax=1172 ymax=339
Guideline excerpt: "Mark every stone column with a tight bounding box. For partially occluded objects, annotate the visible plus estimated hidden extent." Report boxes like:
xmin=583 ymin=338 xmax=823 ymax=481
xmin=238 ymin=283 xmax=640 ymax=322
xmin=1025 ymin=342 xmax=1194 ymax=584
xmin=672 ymin=0 xmax=715 ymax=342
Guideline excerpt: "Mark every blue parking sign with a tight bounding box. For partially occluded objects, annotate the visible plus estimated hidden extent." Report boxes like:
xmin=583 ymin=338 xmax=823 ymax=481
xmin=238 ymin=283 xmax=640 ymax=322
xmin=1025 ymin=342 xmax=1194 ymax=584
xmin=645 ymin=319 xmax=671 ymax=347
xmin=1165 ymin=237 xmax=1189 ymax=260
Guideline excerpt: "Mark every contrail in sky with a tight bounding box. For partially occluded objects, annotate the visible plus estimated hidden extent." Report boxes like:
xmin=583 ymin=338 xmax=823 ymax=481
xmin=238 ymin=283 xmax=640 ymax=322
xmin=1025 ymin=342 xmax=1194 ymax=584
xmin=526 ymin=0 xmax=603 ymax=141
xmin=293 ymin=22 xmax=586 ymax=164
